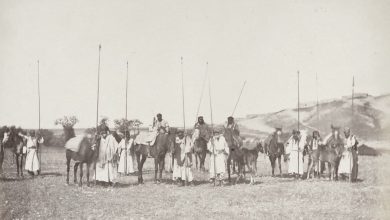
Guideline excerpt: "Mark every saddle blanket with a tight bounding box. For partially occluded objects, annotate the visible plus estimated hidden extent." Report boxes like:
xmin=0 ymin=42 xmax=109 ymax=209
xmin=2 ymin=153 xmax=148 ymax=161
xmin=134 ymin=131 xmax=157 ymax=146
xmin=64 ymin=135 xmax=85 ymax=152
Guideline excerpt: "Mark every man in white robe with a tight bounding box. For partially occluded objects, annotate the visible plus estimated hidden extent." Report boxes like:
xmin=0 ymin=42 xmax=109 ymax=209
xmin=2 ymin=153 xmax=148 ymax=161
xmin=207 ymin=129 xmax=229 ymax=184
xmin=94 ymin=131 xmax=119 ymax=185
xmin=117 ymin=131 xmax=135 ymax=175
xmin=172 ymin=131 xmax=193 ymax=185
xmin=285 ymin=130 xmax=306 ymax=176
xmin=19 ymin=130 xmax=44 ymax=175
xmin=338 ymin=127 xmax=359 ymax=181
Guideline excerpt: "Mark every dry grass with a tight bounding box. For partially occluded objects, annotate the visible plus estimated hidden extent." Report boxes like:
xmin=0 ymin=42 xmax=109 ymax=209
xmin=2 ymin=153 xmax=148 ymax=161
xmin=1 ymin=145 xmax=390 ymax=219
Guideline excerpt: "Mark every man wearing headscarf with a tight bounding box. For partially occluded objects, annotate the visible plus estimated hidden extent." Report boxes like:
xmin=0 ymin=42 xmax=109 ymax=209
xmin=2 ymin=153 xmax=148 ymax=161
xmin=193 ymin=116 xmax=211 ymax=142
xmin=153 ymin=113 xmax=169 ymax=134
xmin=172 ymin=130 xmax=193 ymax=186
xmin=285 ymin=130 xmax=306 ymax=177
xmin=117 ymin=131 xmax=135 ymax=175
xmin=94 ymin=128 xmax=119 ymax=185
xmin=207 ymin=128 xmax=229 ymax=185
xmin=19 ymin=130 xmax=44 ymax=175
xmin=225 ymin=116 xmax=242 ymax=147
xmin=338 ymin=127 xmax=359 ymax=181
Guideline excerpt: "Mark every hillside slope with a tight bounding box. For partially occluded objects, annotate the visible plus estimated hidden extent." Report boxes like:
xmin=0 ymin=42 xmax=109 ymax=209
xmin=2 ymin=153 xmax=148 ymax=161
xmin=238 ymin=94 xmax=390 ymax=140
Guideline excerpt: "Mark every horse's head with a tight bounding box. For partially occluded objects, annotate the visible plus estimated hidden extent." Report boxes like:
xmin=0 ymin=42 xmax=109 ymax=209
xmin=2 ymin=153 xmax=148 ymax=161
xmin=273 ymin=128 xmax=283 ymax=144
xmin=257 ymin=140 xmax=265 ymax=153
xmin=331 ymin=125 xmax=341 ymax=140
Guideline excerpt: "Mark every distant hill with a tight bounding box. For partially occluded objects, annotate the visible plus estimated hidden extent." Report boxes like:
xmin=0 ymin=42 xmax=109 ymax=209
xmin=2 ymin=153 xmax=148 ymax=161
xmin=238 ymin=93 xmax=390 ymax=140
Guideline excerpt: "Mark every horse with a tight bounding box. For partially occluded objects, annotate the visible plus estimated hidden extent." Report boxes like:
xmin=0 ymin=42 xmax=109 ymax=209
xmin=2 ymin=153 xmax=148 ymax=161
xmin=3 ymin=127 xmax=26 ymax=177
xmin=224 ymin=128 xmax=245 ymax=184
xmin=306 ymin=128 xmax=344 ymax=181
xmin=192 ymin=129 xmax=207 ymax=171
xmin=242 ymin=138 xmax=263 ymax=184
xmin=65 ymin=133 xmax=98 ymax=187
xmin=133 ymin=130 xmax=176 ymax=184
xmin=263 ymin=129 xmax=285 ymax=176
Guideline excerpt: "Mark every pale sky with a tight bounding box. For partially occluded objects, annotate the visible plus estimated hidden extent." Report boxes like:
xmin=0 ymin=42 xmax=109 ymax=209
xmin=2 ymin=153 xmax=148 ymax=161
xmin=0 ymin=0 xmax=389 ymax=129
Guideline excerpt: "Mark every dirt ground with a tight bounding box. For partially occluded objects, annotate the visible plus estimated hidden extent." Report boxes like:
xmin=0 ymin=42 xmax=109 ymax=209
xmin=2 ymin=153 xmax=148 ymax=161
xmin=1 ymin=146 xmax=390 ymax=219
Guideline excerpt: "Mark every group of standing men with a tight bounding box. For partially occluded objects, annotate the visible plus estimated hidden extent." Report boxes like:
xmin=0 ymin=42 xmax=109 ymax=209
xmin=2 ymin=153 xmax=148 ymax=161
xmin=171 ymin=115 xmax=240 ymax=186
xmin=284 ymin=125 xmax=359 ymax=181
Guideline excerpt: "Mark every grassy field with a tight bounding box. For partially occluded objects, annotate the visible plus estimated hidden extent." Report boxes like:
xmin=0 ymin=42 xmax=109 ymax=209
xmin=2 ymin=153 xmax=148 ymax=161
xmin=1 ymin=145 xmax=390 ymax=219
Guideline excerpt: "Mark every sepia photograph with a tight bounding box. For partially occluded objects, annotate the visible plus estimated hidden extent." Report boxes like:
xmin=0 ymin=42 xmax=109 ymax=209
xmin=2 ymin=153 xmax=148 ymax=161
xmin=0 ymin=0 xmax=389 ymax=219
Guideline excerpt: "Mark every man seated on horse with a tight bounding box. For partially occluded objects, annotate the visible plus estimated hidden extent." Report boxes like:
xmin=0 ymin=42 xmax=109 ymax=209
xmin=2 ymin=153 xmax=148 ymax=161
xmin=193 ymin=116 xmax=211 ymax=142
xmin=224 ymin=116 xmax=242 ymax=147
xmin=338 ymin=127 xmax=359 ymax=181
xmin=153 ymin=113 xmax=169 ymax=134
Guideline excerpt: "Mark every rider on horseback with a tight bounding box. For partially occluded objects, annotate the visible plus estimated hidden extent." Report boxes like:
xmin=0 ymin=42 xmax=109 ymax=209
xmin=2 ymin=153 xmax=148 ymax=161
xmin=153 ymin=113 xmax=169 ymax=134
xmin=225 ymin=116 xmax=242 ymax=147
xmin=194 ymin=116 xmax=211 ymax=142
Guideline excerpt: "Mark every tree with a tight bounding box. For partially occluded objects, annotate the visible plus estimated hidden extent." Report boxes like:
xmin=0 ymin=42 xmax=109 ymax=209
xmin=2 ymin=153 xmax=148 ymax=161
xmin=54 ymin=116 xmax=79 ymax=142
xmin=113 ymin=118 xmax=143 ymax=137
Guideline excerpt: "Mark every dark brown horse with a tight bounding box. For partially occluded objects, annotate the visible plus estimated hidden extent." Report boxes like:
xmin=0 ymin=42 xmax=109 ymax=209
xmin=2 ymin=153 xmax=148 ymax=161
xmin=133 ymin=131 xmax=176 ymax=184
xmin=65 ymin=134 xmax=98 ymax=187
xmin=3 ymin=128 xmax=26 ymax=177
xmin=192 ymin=129 xmax=208 ymax=171
xmin=224 ymin=128 xmax=245 ymax=184
xmin=263 ymin=129 xmax=285 ymax=176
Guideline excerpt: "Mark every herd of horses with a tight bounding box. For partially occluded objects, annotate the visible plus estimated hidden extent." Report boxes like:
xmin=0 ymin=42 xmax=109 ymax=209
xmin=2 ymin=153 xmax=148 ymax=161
xmin=0 ymin=126 xmax=347 ymax=187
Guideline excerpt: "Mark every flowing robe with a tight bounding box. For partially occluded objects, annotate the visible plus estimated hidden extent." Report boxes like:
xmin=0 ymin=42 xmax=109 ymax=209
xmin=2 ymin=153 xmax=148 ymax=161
xmin=285 ymin=136 xmax=305 ymax=175
xmin=95 ymin=135 xmax=119 ymax=183
xmin=25 ymin=136 xmax=43 ymax=172
xmin=339 ymin=135 xmax=358 ymax=177
xmin=172 ymin=136 xmax=193 ymax=181
xmin=117 ymin=138 xmax=135 ymax=174
xmin=207 ymin=135 xmax=229 ymax=179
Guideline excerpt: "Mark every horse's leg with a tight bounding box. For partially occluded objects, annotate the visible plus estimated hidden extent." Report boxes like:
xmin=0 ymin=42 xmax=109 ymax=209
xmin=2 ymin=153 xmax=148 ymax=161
xmin=227 ymin=155 xmax=231 ymax=183
xmin=154 ymin=158 xmax=158 ymax=183
xmin=201 ymin=152 xmax=206 ymax=172
xmin=79 ymin=163 xmax=83 ymax=187
xmin=278 ymin=156 xmax=282 ymax=176
xmin=136 ymin=152 xmax=142 ymax=184
xmin=269 ymin=156 xmax=275 ymax=176
xmin=307 ymin=159 xmax=313 ymax=180
xmin=66 ymin=156 xmax=70 ymax=184
xmin=86 ymin=163 xmax=91 ymax=187
xmin=0 ymin=148 xmax=4 ymax=174
xmin=139 ymin=154 xmax=147 ymax=184
xmin=328 ymin=163 xmax=332 ymax=181
xmin=20 ymin=154 xmax=24 ymax=177
xmin=15 ymin=154 xmax=20 ymax=176
xmin=74 ymin=162 xmax=79 ymax=183
xmin=195 ymin=152 xmax=200 ymax=170
xmin=159 ymin=156 xmax=164 ymax=182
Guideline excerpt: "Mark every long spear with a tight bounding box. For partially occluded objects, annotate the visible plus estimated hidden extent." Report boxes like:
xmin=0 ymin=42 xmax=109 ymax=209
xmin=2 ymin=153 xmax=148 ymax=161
xmin=350 ymin=76 xmax=355 ymax=182
xmin=208 ymin=63 xmax=216 ymax=187
xmin=125 ymin=61 xmax=129 ymax=174
xmin=181 ymin=57 xmax=189 ymax=185
xmin=37 ymin=60 xmax=41 ymax=174
xmin=95 ymin=44 xmax=101 ymax=183
xmin=297 ymin=71 xmax=300 ymax=177
xmin=231 ymin=80 xmax=247 ymax=117
xmin=195 ymin=62 xmax=208 ymax=121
